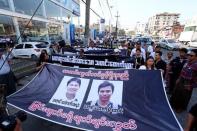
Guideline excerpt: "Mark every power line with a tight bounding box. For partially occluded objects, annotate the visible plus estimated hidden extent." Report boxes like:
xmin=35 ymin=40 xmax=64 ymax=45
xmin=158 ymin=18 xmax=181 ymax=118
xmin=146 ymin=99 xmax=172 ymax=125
xmin=81 ymin=0 xmax=102 ymax=18
xmin=98 ymin=0 xmax=105 ymax=18
xmin=106 ymin=0 xmax=112 ymax=19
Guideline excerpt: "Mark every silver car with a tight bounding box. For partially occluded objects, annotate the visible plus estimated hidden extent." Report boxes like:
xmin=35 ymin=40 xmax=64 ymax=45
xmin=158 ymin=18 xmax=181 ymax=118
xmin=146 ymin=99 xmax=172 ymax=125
xmin=158 ymin=39 xmax=180 ymax=50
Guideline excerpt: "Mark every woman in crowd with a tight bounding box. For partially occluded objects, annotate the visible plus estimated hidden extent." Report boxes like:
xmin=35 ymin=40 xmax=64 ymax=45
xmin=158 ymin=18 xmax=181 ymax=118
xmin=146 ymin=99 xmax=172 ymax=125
xmin=36 ymin=50 xmax=50 ymax=71
xmin=170 ymin=49 xmax=197 ymax=113
xmin=139 ymin=56 xmax=155 ymax=70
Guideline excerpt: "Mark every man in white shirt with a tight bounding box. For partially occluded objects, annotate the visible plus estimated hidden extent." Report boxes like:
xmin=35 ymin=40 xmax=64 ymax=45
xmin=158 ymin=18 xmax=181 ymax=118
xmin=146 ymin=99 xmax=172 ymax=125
xmin=130 ymin=42 xmax=146 ymax=61
xmin=147 ymin=41 xmax=155 ymax=55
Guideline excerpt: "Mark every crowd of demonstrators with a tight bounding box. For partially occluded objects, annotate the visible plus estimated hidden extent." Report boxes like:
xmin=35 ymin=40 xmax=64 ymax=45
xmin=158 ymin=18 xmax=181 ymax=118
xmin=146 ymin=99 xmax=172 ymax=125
xmin=170 ymin=49 xmax=197 ymax=113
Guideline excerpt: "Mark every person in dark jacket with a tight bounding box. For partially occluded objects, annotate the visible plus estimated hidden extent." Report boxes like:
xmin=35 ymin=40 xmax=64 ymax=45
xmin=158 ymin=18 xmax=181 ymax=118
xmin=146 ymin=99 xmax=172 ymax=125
xmin=155 ymin=51 xmax=166 ymax=77
xmin=133 ymin=48 xmax=145 ymax=69
xmin=168 ymin=48 xmax=187 ymax=94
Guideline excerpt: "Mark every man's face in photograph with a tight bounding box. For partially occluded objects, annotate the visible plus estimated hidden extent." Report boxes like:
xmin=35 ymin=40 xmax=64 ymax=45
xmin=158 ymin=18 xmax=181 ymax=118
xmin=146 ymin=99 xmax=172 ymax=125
xmin=98 ymin=86 xmax=113 ymax=103
xmin=67 ymin=81 xmax=80 ymax=95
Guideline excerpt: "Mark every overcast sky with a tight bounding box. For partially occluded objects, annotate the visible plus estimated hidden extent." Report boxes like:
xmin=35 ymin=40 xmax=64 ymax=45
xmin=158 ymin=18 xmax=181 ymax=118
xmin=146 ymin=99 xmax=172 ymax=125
xmin=78 ymin=0 xmax=197 ymax=30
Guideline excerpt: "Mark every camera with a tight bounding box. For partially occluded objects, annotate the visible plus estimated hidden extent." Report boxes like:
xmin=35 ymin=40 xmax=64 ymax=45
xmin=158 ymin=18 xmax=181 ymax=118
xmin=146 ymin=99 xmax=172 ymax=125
xmin=0 ymin=111 xmax=27 ymax=131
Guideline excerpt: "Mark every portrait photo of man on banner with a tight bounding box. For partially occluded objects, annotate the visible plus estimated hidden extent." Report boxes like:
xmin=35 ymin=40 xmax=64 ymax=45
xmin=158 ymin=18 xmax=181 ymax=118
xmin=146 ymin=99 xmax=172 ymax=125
xmin=84 ymin=80 xmax=123 ymax=114
xmin=49 ymin=76 xmax=90 ymax=109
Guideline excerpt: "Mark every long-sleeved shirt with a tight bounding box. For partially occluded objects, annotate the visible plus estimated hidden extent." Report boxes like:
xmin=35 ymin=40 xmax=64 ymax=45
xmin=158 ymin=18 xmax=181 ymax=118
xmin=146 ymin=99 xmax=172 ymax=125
xmin=0 ymin=54 xmax=10 ymax=75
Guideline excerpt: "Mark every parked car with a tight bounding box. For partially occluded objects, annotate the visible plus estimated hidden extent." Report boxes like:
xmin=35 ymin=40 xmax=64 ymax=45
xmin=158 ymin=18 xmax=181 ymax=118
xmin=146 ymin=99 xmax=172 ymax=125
xmin=188 ymin=39 xmax=197 ymax=48
xmin=152 ymin=36 xmax=161 ymax=43
xmin=158 ymin=38 xmax=180 ymax=50
xmin=12 ymin=42 xmax=50 ymax=59
xmin=133 ymin=37 xmax=152 ymax=46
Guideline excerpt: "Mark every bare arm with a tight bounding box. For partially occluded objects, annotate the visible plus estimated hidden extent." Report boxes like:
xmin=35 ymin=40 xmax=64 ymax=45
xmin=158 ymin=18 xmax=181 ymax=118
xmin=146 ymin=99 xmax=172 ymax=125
xmin=184 ymin=113 xmax=195 ymax=131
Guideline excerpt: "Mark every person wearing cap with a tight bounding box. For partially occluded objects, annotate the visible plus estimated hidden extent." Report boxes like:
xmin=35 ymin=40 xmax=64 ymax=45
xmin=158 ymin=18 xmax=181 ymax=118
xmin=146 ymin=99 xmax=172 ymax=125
xmin=170 ymin=49 xmax=197 ymax=113
xmin=130 ymin=42 xmax=146 ymax=61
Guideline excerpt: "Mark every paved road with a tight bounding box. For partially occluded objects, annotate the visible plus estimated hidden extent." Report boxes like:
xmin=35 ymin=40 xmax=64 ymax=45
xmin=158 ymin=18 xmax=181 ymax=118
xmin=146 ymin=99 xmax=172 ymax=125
xmin=7 ymin=49 xmax=197 ymax=131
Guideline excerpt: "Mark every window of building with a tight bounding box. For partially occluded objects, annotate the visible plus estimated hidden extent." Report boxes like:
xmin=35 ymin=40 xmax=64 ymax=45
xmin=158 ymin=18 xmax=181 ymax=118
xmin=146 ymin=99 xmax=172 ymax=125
xmin=13 ymin=0 xmax=44 ymax=18
xmin=0 ymin=0 xmax=10 ymax=10
xmin=17 ymin=18 xmax=48 ymax=42
xmin=45 ymin=0 xmax=61 ymax=21
xmin=47 ymin=23 xmax=63 ymax=42
xmin=0 ymin=15 xmax=16 ymax=44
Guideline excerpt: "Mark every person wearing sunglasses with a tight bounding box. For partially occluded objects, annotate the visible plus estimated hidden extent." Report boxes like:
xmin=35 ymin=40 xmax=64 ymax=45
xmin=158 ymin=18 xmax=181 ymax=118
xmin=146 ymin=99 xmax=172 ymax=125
xmin=170 ymin=49 xmax=197 ymax=113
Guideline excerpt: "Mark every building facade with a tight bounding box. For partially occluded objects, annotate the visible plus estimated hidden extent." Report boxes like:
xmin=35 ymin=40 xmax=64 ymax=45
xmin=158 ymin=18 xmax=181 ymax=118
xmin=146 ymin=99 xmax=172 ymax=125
xmin=135 ymin=22 xmax=147 ymax=35
xmin=148 ymin=12 xmax=180 ymax=35
xmin=0 ymin=0 xmax=80 ymax=44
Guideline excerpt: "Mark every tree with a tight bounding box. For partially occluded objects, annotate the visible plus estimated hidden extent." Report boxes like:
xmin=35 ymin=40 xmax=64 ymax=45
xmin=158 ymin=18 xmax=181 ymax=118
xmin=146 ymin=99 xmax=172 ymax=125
xmin=118 ymin=29 xmax=125 ymax=36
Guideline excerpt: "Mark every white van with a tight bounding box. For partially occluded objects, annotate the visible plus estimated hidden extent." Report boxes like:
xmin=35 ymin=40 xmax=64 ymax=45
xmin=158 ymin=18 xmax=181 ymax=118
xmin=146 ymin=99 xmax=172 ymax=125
xmin=179 ymin=16 xmax=197 ymax=48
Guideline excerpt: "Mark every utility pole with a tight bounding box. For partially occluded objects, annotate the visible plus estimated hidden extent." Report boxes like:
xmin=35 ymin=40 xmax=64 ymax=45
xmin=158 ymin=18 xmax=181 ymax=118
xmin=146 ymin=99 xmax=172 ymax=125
xmin=115 ymin=11 xmax=120 ymax=39
xmin=84 ymin=0 xmax=91 ymax=47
